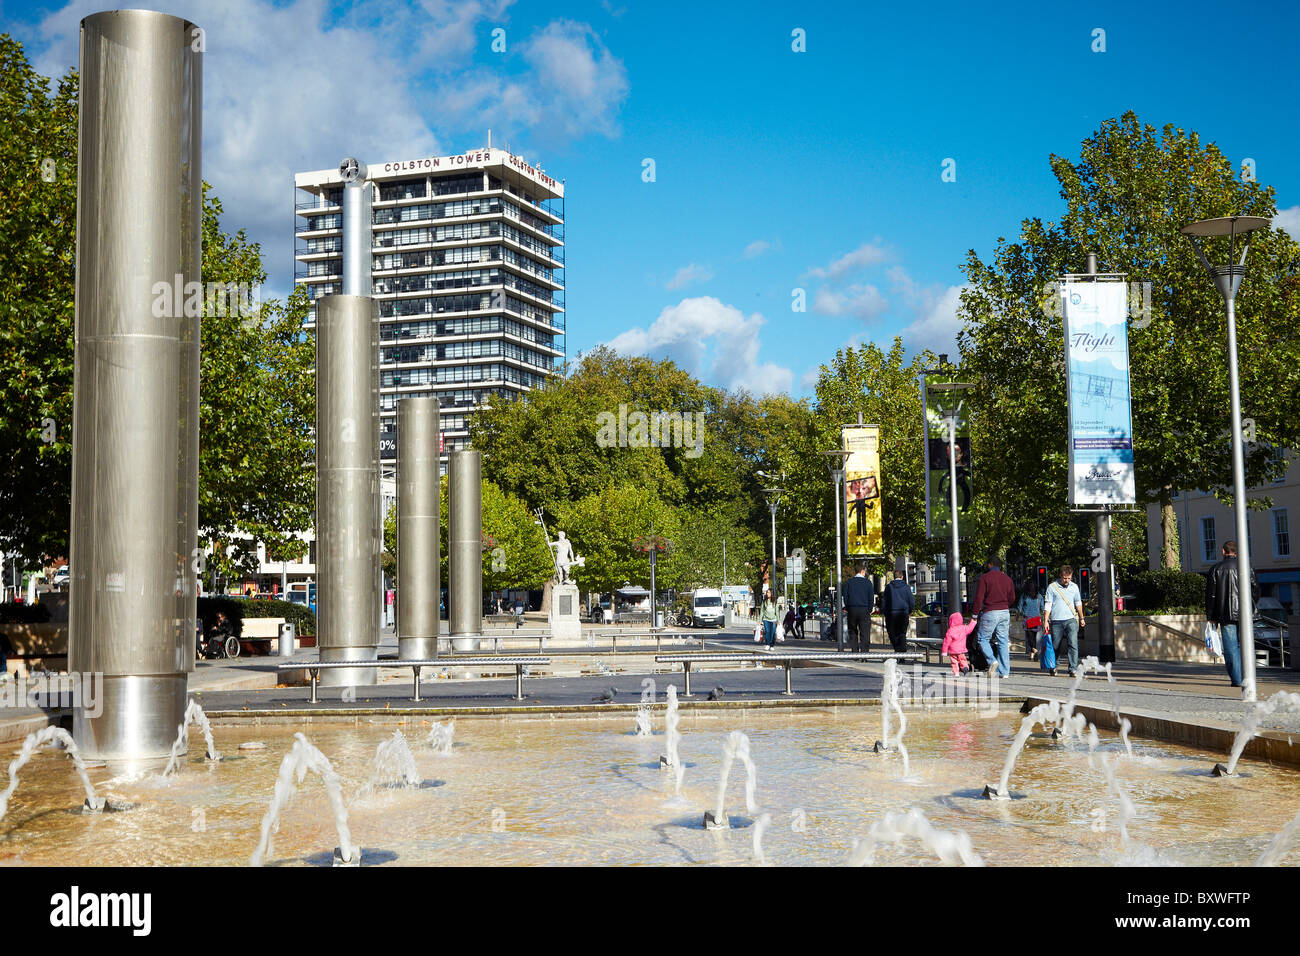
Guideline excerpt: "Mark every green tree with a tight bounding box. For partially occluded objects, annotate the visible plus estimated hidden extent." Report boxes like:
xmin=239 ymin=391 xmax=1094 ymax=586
xmin=556 ymin=482 xmax=681 ymax=594
xmin=0 ymin=37 xmax=317 ymax=571
xmin=198 ymin=194 xmax=316 ymax=577
xmin=959 ymin=112 xmax=1300 ymax=567
xmin=0 ymin=34 xmax=77 ymax=560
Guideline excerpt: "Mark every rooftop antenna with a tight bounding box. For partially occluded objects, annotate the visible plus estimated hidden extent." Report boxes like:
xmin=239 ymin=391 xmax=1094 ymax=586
xmin=487 ymin=129 xmax=492 ymax=149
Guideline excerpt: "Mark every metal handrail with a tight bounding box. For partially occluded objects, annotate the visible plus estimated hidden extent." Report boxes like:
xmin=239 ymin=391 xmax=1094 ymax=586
xmin=278 ymin=656 xmax=550 ymax=703
xmin=654 ymin=651 xmax=923 ymax=697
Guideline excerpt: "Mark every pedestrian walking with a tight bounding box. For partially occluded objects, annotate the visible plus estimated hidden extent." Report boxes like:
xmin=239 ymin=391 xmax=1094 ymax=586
xmin=1043 ymin=564 xmax=1085 ymax=677
xmin=843 ymin=563 xmax=875 ymax=653
xmin=1018 ymin=582 xmax=1043 ymax=661
xmin=942 ymin=612 xmax=977 ymax=677
xmin=972 ymin=555 xmax=1016 ymax=678
xmin=794 ymin=602 xmax=806 ymax=639
xmin=880 ymin=570 xmax=915 ymax=654
xmin=760 ymin=589 xmax=780 ymax=650
xmin=1205 ymin=540 xmax=1259 ymax=689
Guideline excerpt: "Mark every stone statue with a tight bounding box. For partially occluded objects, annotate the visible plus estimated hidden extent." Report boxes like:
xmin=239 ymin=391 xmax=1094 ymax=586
xmin=551 ymin=530 xmax=584 ymax=584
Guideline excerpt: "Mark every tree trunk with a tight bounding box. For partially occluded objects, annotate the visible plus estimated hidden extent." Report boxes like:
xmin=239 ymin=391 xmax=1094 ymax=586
xmin=539 ymin=577 xmax=553 ymax=614
xmin=1160 ymin=488 xmax=1179 ymax=569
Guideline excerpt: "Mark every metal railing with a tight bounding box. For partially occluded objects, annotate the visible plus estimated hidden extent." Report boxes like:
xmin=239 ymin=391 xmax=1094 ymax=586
xmin=278 ymin=657 xmax=550 ymax=703
xmin=654 ymin=651 xmax=924 ymax=697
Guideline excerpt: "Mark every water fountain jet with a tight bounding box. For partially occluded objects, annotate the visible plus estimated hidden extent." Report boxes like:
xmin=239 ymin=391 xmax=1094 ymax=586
xmin=1214 ymin=691 xmax=1300 ymax=776
xmin=0 ymin=727 xmax=104 ymax=820
xmin=250 ymin=733 xmax=359 ymax=867
xmin=983 ymin=700 xmax=1061 ymax=799
xmin=704 ymin=730 xmax=758 ymax=830
xmin=847 ymin=808 xmax=983 ymax=866
xmin=161 ymin=699 xmax=221 ymax=778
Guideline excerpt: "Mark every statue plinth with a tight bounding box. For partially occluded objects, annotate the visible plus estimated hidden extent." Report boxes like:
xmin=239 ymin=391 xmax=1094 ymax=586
xmin=549 ymin=582 xmax=582 ymax=643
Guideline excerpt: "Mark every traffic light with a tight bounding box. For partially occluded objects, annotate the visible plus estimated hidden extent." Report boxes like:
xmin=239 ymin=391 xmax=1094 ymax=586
xmin=1036 ymin=566 xmax=1048 ymax=593
xmin=1079 ymin=567 xmax=1090 ymax=600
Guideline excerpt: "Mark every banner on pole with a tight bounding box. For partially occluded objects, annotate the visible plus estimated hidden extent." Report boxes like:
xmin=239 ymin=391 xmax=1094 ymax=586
xmin=921 ymin=373 xmax=973 ymax=539
xmin=1062 ymin=279 xmax=1136 ymax=507
xmin=842 ymin=425 xmax=883 ymax=557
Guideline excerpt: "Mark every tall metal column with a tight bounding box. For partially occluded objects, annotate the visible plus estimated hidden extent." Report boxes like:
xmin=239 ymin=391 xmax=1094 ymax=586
xmin=69 ymin=10 xmax=202 ymax=765
xmin=397 ymin=397 xmax=440 ymax=660
xmin=449 ymin=450 xmax=482 ymax=652
xmin=316 ymin=295 xmax=380 ymax=685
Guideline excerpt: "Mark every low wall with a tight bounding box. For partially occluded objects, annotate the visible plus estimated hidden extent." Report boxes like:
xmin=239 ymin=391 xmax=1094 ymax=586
xmin=0 ymin=622 xmax=68 ymax=673
xmin=1076 ymin=613 xmax=1219 ymax=664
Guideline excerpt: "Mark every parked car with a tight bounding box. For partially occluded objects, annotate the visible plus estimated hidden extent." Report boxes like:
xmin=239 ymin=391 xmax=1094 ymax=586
xmin=1255 ymin=597 xmax=1290 ymax=667
xmin=51 ymin=566 xmax=70 ymax=589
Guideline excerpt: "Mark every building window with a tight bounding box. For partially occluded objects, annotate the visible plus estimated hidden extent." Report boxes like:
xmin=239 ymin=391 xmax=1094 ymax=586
xmin=1200 ymin=516 xmax=1216 ymax=564
xmin=1273 ymin=508 xmax=1291 ymax=559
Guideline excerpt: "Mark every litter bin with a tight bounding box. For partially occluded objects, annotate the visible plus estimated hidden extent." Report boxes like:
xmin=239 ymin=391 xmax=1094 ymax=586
xmin=654 ymin=610 xmax=664 ymax=628
xmin=278 ymin=622 xmax=295 ymax=656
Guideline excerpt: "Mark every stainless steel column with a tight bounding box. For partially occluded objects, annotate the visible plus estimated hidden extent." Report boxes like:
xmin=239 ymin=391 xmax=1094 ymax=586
xmin=316 ymin=295 xmax=380 ymax=685
xmin=340 ymin=160 xmax=372 ymax=296
xmin=449 ymin=450 xmax=482 ymax=651
xmin=69 ymin=10 xmax=202 ymax=766
xmin=397 ymin=397 xmax=440 ymax=660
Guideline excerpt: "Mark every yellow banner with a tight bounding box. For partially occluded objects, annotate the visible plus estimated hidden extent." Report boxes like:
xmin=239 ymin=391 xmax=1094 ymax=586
xmin=843 ymin=425 xmax=883 ymax=556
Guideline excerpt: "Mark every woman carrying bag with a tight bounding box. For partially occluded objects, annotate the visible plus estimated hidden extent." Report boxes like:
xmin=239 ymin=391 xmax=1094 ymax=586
xmin=759 ymin=590 xmax=780 ymax=650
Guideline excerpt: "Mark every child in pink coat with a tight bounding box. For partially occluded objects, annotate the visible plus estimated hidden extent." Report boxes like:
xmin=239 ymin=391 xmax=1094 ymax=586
xmin=942 ymin=612 xmax=977 ymax=676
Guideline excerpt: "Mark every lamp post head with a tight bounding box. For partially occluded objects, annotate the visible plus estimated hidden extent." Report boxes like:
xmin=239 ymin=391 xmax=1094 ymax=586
xmin=819 ymin=449 xmax=852 ymax=482
xmin=1181 ymin=215 xmax=1270 ymax=302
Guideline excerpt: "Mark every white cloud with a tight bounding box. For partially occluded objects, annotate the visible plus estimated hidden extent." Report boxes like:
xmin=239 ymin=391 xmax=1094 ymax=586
xmin=665 ymin=263 xmax=714 ymax=290
xmin=743 ymin=239 xmax=773 ymax=259
xmin=26 ymin=1 xmax=626 ymax=298
xmin=812 ymin=283 xmax=888 ymax=320
xmin=807 ymin=241 xmax=889 ymax=279
xmin=900 ymin=284 xmax=966 ymax=356
xmin=605 ymin=297 xmax=794 ymax=396
xmin=1274 ymin=205 xmax=1300 ymax=238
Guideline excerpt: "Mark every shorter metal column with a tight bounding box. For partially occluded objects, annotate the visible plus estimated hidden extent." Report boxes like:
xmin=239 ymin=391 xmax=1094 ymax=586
xmin=515 ymin=665 xmax=525 ymax=701
xmin=783 ymin=661 xmax=794 ymax=695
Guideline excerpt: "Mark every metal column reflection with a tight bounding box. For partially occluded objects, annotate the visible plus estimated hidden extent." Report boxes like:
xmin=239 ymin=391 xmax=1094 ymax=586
xmin=316 ymin=295 xmax=381 ymax=685
xmin=69 ymin=9 xmax=202 ymax=765
xmin=448 ymin=450 xmax=482 ymax=651
xmin=397 ymin=397 xmax=440 ymax=660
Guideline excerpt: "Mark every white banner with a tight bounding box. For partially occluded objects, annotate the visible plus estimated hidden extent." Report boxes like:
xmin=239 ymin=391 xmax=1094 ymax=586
xmin=1062 ymin=279 xmax=1136 ymax=506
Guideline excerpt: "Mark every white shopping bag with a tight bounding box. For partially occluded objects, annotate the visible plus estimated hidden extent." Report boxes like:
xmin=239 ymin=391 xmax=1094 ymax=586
xmin=753 ymin=623 xmax=763 ymax=643
xmin=1204 ymin=621 xmax=1223 ymax=656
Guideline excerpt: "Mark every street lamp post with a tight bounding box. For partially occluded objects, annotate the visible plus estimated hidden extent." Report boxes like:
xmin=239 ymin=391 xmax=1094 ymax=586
xmin=1182 ymin=214 xmax=1270 ymax=702
xmin=761 ymin=487 xmax=782 ymax=608
xmin=820 ymin=450 xmax=852 ymax=652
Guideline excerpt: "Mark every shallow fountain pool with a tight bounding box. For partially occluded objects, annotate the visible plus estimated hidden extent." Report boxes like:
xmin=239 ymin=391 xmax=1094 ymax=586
xmin=2 ymin=706 xmax=1298 ymax=866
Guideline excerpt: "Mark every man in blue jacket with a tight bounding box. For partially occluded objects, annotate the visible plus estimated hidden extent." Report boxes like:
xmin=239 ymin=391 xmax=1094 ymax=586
xmin=843 ymin=563 xmax=875 ymax=652
xmin=880 ymin=570 xmax=915 ymax=653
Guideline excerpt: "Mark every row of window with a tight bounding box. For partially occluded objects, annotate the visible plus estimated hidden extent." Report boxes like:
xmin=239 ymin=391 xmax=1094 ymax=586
xmin=379 ymin=387 xmax=504 ymax=411
xmin=382 ymin=362 xmax=548 ymax=389
xmin=1197 ymin=509 xmax=1291 ymax=562
xmin=370 ymin=243 xmax=555 ymax=281
xmin=371 ymin=267 xmax=556 ymax=304
xmin=372 ymin=220 xmax=560 ymax=260
xmin=375 ymin=290 xmax=558 ymax=324
xmin=379 ymin=314 xmax=555 ymax=348
xmin=381 ymin=339 xmax=552 ymax=370
xmin=380 ymin=412 xmax=471 ymax=433
xmin=372 ymin=196 xmax=501 ymax=225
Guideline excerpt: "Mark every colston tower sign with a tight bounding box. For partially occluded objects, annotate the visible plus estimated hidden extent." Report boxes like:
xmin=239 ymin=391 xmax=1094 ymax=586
xmin=379 ymin=148 xmax=562 ymax=194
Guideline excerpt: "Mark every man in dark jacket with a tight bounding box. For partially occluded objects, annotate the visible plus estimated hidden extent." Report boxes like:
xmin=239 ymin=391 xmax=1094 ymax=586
xmin=972 ymin=555 xmax=1016 ymax=678
xmin=843 ymin=563 xmax=875 ymax=652
xmin=1205 ymin=540 xmax=1259 ymax=688
xmin=880 ymin=570 xmax=914 ymax=653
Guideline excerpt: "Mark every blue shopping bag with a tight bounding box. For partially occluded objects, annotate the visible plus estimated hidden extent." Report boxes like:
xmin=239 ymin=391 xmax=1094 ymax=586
xmin=1039 ymin=628 xmax=1056 ymax=671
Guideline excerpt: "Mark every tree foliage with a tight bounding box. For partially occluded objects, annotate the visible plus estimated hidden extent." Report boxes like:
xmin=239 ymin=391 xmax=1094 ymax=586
xmin=0 ymin=36 xmax=316 ymax=573
xmin=959 ymin=111 xmax=1300 ymax=568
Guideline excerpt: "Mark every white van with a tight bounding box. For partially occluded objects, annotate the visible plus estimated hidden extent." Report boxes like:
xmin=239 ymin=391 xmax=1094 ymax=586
xmin=688 ymin=588 xmax=724 ymax=628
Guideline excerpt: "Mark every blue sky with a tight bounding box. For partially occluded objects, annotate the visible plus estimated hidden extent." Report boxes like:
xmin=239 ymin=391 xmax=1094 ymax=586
xmin=5 ymin=0 xmax=1299 ymax=396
